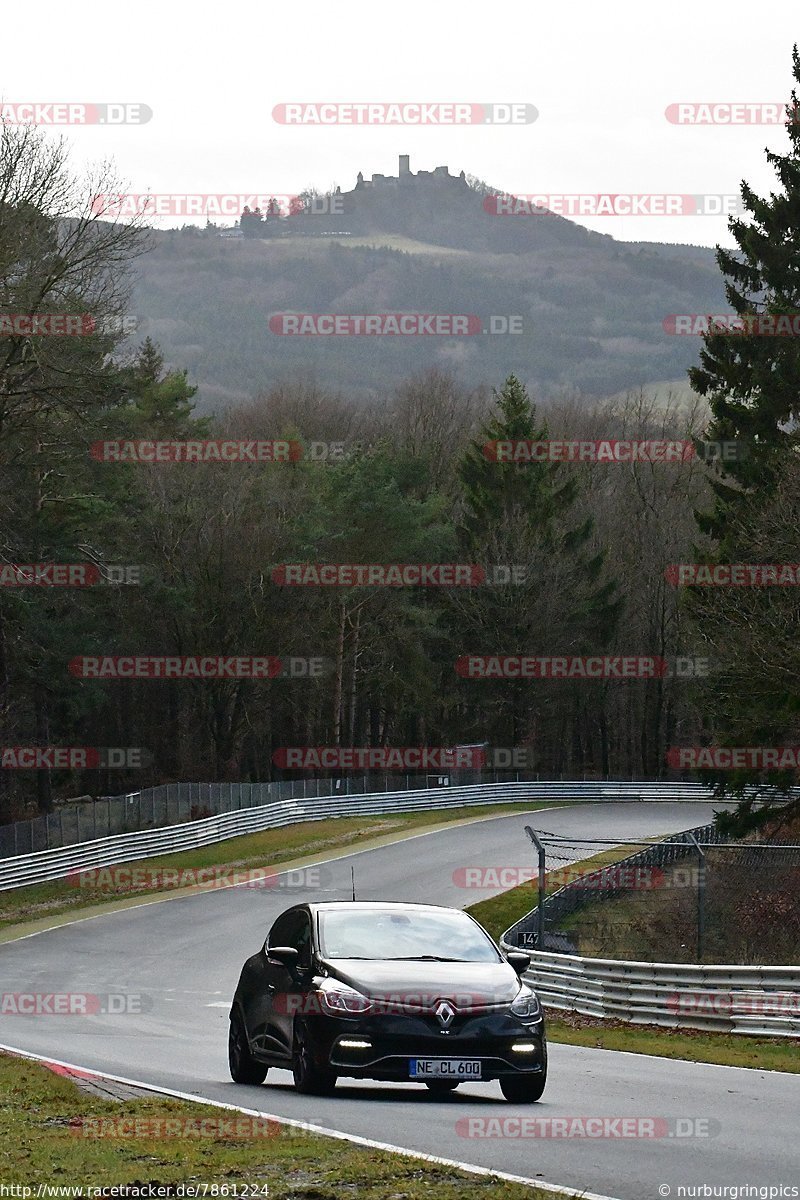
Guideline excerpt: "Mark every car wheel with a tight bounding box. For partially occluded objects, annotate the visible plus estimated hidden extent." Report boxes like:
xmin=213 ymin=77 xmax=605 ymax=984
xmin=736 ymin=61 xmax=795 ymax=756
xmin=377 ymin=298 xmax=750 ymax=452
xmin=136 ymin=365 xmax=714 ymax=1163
xmin=500 ymin=1069 xmax=547 ymax=1103
xmin=228 ymin=1009 xmax=268 ymax=1084
xmin=425 ymin=1080 xmax=459 ymax=1095
xmin=292 ymin=1019 xmax=337 ymax=1095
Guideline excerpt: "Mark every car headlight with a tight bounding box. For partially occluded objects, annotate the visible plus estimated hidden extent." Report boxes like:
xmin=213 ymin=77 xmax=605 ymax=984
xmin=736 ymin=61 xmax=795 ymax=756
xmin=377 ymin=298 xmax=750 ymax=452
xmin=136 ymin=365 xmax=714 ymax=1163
xmin=315 ymin=980 xmax=373 ymax=1017
xmin=510 ymin=986 xmax=542 ymax=1020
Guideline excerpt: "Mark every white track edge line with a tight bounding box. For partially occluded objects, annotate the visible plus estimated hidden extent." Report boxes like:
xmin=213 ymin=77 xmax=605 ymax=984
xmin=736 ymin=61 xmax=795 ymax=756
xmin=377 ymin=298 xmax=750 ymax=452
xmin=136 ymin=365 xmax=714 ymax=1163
xmin=549 ymin=1037 xmax=800 ymax=1076
xmin=0 ymin=1041 xmax=619 ymax=1200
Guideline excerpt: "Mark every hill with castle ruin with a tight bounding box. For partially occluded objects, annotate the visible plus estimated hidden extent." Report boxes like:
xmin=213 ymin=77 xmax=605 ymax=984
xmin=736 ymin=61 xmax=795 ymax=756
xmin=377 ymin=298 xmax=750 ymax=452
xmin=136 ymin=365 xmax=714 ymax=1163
xmin=130 ymin=156 xmax=726 ymax=407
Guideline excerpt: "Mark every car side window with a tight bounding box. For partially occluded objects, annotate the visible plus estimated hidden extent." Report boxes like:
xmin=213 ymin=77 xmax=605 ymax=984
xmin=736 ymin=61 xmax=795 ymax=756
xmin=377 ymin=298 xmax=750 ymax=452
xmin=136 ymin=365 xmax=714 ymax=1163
xmin=268 ymin=910 xmax=312 ymax=968
xmin=294 ymin=914 xmax=312 ymax=969
xmin=267 ymin=911 xmax=296 ymax=950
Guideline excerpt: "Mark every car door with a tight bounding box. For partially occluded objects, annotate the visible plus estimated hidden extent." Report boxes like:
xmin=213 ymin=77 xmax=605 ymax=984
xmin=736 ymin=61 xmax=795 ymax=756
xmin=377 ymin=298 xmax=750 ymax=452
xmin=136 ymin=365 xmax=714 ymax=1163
xmin=243 ymin=908 xmax=312 ymax=1060
xmin=270 ymin=908 xmax=314 ymax=1057
xmin=243 ymin=909 xmax=303 ymax=1059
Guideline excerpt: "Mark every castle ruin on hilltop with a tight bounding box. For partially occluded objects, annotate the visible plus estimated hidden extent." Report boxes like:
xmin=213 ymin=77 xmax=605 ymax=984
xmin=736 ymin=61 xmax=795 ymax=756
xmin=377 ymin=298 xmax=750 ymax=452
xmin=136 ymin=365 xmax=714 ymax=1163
xmin=353 ymin=154 xmax=468 ymax=190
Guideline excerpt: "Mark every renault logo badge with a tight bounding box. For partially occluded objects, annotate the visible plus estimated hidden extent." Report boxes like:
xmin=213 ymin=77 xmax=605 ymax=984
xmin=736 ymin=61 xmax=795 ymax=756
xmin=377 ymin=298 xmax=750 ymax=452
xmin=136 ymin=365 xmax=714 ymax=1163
xmin=435 ymin=1000 xmax=455 ymax=1029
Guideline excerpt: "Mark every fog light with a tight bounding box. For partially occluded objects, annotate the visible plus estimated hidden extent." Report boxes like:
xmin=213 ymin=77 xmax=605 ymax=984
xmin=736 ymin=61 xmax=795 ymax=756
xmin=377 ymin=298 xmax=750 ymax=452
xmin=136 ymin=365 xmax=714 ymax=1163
xmin=338 ymin=1038 xmax=371 ymax=1049
xmin=511 ymin=1041 xmax=536 ymax=1053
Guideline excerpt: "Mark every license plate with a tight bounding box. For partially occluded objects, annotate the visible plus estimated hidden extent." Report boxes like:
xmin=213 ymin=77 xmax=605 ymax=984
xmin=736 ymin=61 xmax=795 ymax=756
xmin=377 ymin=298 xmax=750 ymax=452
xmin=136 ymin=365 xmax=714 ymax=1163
xmin=410 ymin=1058 xmax=482 ymax=1079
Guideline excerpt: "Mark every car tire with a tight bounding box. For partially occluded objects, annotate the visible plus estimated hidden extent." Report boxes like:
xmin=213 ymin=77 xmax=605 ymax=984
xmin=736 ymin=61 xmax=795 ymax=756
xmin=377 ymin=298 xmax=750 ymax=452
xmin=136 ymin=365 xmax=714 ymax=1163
xmin=500 ymin=1069 xmax=547 ymax=1103
xmin=292 ymin=1019 xmax=337 ymax=1095
xmin=425 ymin=1080 xmax=460 ymax=1095
xmin=228 ymin=1009 xmax=268 ymax=1084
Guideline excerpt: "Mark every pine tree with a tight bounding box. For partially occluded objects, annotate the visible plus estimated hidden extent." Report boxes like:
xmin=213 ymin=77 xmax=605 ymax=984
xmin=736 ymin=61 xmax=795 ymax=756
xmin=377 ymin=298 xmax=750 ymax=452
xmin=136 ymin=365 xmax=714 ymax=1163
xmin=690 ymin=44 xmax=800 ymax=544
xmin=453 ymin=376 xmax=620 ymax=760
xmin=458 ymin=375 xmax=579 ymax=546
xmin=133 ymin=337 xmax=164 ymax=387
xmin=686 ymin=46 xmax=800 ymax=828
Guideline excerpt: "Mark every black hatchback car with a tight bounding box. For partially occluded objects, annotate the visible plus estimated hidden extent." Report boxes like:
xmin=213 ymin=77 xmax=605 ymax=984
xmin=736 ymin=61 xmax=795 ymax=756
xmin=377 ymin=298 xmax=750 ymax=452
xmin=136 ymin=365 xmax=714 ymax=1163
xmin=229 ymin=900 xmax=547 ymax=1101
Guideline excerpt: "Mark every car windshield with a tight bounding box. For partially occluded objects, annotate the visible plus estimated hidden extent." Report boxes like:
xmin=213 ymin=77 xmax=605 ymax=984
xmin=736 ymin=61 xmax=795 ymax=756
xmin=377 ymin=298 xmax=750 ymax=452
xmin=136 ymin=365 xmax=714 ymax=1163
xmin=317 ymin=908 xmax=501 ymax=962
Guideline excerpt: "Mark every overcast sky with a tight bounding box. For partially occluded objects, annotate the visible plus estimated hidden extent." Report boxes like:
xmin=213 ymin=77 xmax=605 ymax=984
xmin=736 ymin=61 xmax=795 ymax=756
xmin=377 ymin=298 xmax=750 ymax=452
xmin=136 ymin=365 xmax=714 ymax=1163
xmin=3 ymin=0 xmax=797 ymax=246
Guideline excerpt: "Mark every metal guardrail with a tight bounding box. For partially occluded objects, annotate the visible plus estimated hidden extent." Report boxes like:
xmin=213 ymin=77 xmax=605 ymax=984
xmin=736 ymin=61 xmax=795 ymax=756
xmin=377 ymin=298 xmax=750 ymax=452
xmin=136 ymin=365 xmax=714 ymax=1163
xmin=0 ymin=776 xmax=719 ymax=858
xmin=507 ymin=949 xmax=800 ymax=1038
xmin=501 ymin=823 xmax=800 ymax=1037
xmin=0 ymin=779 xmax=715 ymax=890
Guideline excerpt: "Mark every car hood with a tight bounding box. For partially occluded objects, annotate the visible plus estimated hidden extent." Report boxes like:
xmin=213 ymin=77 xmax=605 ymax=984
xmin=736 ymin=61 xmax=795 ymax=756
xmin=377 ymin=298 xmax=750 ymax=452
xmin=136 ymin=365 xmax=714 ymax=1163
xmin=320 ymin=959 xmax=522 ymax=1011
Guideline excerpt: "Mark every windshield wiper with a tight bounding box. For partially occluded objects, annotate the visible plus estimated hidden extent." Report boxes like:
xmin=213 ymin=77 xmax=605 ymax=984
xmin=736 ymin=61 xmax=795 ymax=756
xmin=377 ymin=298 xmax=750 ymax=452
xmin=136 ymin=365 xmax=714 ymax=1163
xmin=383 ymin=955 xmax=470 ymax=962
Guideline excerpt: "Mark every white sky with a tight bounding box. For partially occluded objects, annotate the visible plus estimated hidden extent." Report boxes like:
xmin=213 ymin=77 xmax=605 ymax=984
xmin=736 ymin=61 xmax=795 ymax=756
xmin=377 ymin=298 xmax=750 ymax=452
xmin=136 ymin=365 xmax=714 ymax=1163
xmin=2 ymin=0 xmax=797 ymax=245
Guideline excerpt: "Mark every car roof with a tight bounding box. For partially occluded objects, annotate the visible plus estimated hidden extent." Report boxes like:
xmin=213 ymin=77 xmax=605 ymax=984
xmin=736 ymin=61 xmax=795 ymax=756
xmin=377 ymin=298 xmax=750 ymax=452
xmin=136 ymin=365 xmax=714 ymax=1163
xmin=306 ymin=901 xmax=461 ymax=915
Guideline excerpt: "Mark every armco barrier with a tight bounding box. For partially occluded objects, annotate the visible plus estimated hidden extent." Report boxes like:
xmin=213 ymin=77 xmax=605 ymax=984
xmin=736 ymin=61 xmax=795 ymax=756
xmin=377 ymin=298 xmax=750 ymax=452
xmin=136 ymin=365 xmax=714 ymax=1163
xmin=503 ymin=948 xmax=800 ymax=1038
xmin=0 ymin=779 xmax=716 ymax=890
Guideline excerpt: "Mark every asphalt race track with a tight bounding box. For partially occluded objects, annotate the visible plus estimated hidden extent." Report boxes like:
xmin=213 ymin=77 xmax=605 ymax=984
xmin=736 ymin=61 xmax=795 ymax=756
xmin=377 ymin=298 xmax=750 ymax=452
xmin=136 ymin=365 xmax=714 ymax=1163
xmin=1 ymin=802 xmax=797 ymax=1200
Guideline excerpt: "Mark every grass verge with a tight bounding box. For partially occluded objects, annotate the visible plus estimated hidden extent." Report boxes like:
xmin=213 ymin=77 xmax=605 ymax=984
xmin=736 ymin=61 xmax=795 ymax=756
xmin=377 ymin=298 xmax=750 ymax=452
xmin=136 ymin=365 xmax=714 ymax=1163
xmin=0 ymin=1052 xmax=568 ymax=1197
xmin=0 ymin=801 xmax=558 ymax=940
xmin=545 ymin=1012 xmax=800 ymax=1072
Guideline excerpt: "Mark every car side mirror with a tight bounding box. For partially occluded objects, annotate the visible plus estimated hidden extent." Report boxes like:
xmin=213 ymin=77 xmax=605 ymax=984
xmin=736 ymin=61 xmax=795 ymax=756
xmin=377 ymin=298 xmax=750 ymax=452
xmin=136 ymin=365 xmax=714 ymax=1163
xmin=267 ymin=945 xmax=300 ymax=970
xmin=506 ymin=950 xmax=531 ymax=975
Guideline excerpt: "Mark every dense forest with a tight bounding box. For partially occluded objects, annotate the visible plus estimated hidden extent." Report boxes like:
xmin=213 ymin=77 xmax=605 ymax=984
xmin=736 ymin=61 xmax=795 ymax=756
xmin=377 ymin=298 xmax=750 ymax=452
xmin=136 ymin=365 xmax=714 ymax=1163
xmin=0 ymin=320 xmax=721 ymax=818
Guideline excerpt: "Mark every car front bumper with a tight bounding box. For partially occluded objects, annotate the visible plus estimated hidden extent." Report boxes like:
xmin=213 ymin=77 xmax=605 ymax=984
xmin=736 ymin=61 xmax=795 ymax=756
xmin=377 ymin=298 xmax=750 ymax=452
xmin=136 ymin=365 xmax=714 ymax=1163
xmin=318 ymin=1010 xmax=547 ymax=1080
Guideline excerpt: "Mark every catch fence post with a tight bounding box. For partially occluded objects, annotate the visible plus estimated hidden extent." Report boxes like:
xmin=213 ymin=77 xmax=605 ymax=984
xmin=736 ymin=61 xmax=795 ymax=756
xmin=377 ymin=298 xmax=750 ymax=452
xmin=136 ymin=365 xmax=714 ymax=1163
xmin=686 ymin=832 xmax=706 ymax=962
xmin=524 ymin=825 xmax=547 ymax=950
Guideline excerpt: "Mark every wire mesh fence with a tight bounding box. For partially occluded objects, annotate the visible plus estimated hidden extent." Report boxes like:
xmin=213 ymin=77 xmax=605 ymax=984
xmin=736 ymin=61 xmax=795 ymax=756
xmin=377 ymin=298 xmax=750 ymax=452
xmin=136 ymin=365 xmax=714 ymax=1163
xmin=0 ymin=774 xmax=455 ymax=858
xmin=506 ymin=822 xmax=800 ymax=966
